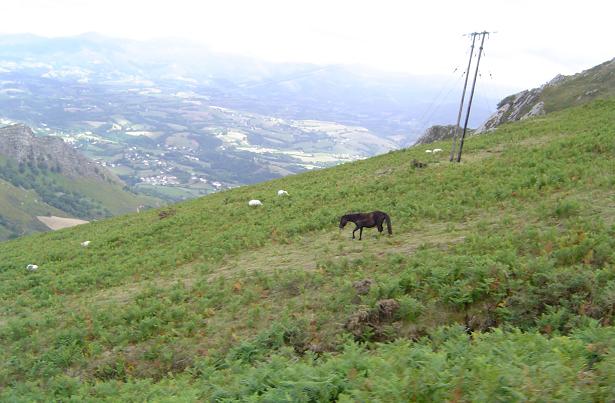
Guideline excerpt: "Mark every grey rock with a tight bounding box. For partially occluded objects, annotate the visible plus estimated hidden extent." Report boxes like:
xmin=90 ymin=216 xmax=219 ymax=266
xmin=353 ymin=278 xmax=374 ymax=295
xmin=544 ymin=74 xmax=566 ymax=87
xmin=0 ymin=124 xmax=121 ymax=184
xmin=476 ymin=87 xmax=542 ymax=133
xmin=521 ymin=101 xmax=545 ymax=120
xmin=414 ymin=125 xmax=460 ymax=145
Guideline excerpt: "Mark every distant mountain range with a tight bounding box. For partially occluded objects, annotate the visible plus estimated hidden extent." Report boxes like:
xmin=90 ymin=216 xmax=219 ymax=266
xmin=0 ymin=33 xmax=507 ymax=199
xmin=0 ymin=124 xmax=157 ymax=240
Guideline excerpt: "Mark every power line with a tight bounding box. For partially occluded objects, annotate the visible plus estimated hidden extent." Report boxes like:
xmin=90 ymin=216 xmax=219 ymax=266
xmin=415 ymin=65 xmax=465 ymax=128
xmin=449 ymin=34 xmax=477 ymax=161
xmin=451 ymin=31 xmax=492 ymax=163
xmin=416 ymin=69 xmax=465 ymax=131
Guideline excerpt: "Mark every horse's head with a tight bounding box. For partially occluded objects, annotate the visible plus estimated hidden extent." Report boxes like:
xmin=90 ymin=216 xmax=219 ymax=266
xmin=339 ymin=215 xmax=349 ymax=229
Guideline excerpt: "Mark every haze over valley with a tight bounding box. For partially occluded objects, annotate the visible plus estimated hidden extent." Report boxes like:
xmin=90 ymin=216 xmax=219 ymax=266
xmin=0 ymin=33 xmax=506 ymax=201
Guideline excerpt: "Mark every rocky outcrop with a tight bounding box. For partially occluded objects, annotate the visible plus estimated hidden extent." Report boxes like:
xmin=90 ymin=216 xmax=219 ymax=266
xmin=415 ymin=125 xmax=456 ymax=145
xmin=475 ymin=88 xmax=546 ymax=133
xmin=0 ymin=124 xmax=121 ymax=183
xmin=475 ymin=57 xmax=615 ymax=133
xmin=523 ymin=101 xmax=545 ymax=120
xmin=414 ymin=125 xmax=455 ymax=145
xmin=475 ymin=74 xmax=574 ymax=133
xmin=414 ymin=124 xmax=476 ymax=146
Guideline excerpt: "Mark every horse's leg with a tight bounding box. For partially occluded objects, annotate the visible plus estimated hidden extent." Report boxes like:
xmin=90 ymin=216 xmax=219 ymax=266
xmin=352 ymin=226 xmax=358 ymax=239
xmin=377 ymin=223 xmax=383 ymax=233
xmin=359 ymin=227 xmax=363 ymax=240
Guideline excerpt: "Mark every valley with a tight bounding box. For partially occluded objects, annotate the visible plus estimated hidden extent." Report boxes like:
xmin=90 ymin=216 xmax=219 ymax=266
xmin=0 ymin=34 xmax=503 ymax=203
xmin=0 ymin=71 xmax=396 ymax=201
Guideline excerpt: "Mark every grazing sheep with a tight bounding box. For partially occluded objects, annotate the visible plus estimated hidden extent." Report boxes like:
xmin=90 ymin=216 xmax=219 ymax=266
xmin=81 ymin=241 xmax=91 ymax=247
xmin=425 ymin=149 xmax=433 ymax=153
xmin=432 ymin=148 xmax=443 ymax=153
xmin=248 ymin=199 xmax=262 ymax=207
xmin=277 ymin=190 xmax=289 ymax=196
xmin=26 ymin=264 xmax=38 ymax=272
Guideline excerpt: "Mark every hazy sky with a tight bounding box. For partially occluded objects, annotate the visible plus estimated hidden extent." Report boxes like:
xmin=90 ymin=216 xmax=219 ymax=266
xmin=1 ymin=0 xmax=613 ymax=89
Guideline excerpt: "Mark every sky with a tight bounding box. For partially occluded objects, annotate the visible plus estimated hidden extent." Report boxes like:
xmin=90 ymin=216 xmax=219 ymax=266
xmin=1 ymin=0 xmax=614 ymax=89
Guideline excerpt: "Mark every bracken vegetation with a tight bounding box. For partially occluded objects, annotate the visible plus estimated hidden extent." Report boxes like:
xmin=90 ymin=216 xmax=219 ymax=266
xmin=1 ymin=99 xmax=614 ymax=401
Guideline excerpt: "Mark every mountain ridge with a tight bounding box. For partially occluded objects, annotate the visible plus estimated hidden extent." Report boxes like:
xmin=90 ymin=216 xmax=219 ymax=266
xmin=0 ymin=124 xmax=159 ymax=239
xmin=0 ymin=124 xmax=120 ymax=183
xmin=477 ymin=57 xmax=615 ymax=132
xmin=414 ymin=57 xmax=614 ymax=145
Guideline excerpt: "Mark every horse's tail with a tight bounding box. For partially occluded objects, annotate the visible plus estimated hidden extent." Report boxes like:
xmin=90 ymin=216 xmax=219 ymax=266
xmin=384 ymin=213 xmax=392 ymax=235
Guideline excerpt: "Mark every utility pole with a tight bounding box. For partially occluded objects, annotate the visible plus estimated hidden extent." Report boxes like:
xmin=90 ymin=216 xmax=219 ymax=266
xmin=456 ymin=31 xmax=489 ymax=162
xmin=449 ymin=34 xmax=477 ymax=162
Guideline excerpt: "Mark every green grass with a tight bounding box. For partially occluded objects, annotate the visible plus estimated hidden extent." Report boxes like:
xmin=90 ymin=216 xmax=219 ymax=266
xmin=59 ymin=178 xmax=161 ymax=215
xmin=541 ymin=58 xmax=615 ymax=112
xmin=0 ymin=178 xmax=66 ymax=238
xmin=0 ymin=157 xmax=160 ymax=240
xmin=134 ymin=183 xmax=212 ymax=201
xmin=1 ymin=99 xmax=615 ymax=400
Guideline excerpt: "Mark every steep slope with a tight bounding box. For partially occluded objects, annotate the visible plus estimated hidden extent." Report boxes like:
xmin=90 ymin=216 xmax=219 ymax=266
xmin=477 ymin=57 xmax=615 ymax=132
xmin=0 ymin=124 xmax=159 ymax=239
xmin=1 ymin=100 xmax=615 ymax=400
xmin=0 ymin=178 xmax=67 ymax=239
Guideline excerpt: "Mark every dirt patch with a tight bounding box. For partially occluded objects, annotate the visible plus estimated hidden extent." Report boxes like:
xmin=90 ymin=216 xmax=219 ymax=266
xmin=36 ymin=216 xmax=89 ymax=230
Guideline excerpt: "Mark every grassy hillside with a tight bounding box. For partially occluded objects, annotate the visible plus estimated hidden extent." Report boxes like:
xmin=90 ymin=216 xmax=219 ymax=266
xmin=479 ymin=58 xmax=615 ymax=133
xmin=0 ymin=178 xmax=66 ymax=239
xmin=55 ymin=177 xmax=158 ymax=217
xmin=1 ymin=99 xmax=615 ymax=400
xmin=0 ymin=156 xmax=159 ymax=240
xmin=541 ymin=58 xmax=615 ymax=112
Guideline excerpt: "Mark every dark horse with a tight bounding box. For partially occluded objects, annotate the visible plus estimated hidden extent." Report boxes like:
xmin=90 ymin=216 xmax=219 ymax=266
xmin=339 ymin=211 xmax=392 ymax=240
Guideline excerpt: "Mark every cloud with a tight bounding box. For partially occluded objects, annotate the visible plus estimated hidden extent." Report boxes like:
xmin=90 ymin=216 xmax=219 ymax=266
xmin=0 ymin=0 xmax=613 ymax=89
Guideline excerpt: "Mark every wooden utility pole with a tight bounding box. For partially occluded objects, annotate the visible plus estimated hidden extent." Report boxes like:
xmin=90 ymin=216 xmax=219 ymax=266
xmin=449 ymin=34 xmax=477 ymax=162
xmin=456 ymin=31 xmax=489 ymax=162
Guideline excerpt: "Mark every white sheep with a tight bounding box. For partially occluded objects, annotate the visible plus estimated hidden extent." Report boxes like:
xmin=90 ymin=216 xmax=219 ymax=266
xmin=81 ymin=241 xmax=91 ymax=247
xmin=26 ymin=264 xmax=38 ymax=272
xmin=248 ymin=199 xmax=262 ymax=207
xmin=432 ymin=148 xmax=443 ymax=153
xmin=277 ymin=190 xmax=289 ymax=196
xmin=425 ymin=149 xmax=433 ymax=153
